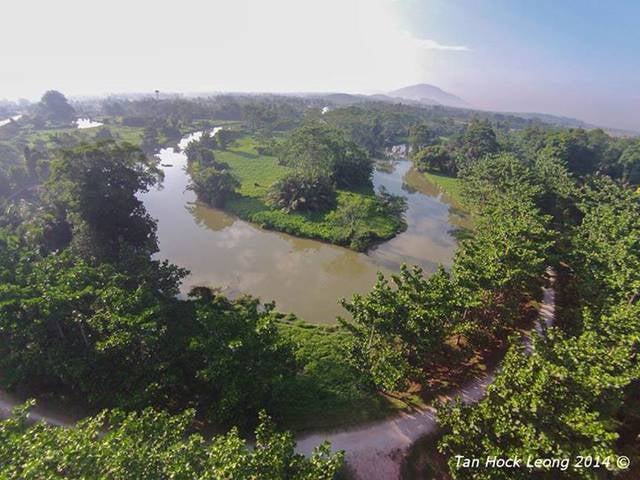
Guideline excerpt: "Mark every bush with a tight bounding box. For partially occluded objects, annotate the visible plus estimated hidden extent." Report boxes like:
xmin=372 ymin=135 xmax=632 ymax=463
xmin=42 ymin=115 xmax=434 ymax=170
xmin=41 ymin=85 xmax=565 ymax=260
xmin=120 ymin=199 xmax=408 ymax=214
xmin=414 ymin=144 xmax=456 ymax=175
xmin=267 ymin=171 xmax=336 ymax=213
xmin=188 ymin=164 xmax=239 ymax=207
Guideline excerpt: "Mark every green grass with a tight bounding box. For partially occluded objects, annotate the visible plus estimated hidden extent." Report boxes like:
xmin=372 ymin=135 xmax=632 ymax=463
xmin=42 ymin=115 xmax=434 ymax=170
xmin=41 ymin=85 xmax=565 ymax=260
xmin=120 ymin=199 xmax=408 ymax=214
xmin=14 ymin=124 xmax=145 ymax=149
xmin=107 ymin=125 xmax=145 ymax=144
xmin=217 ymin=135 xmax=404 ymax=250
xmin=422 ymin=171 xmax=464 ymax=205
xmin=276 ymin=319 xmax=415 ymax=431
xmin=215 ymin=136 xmax=287 ymax=196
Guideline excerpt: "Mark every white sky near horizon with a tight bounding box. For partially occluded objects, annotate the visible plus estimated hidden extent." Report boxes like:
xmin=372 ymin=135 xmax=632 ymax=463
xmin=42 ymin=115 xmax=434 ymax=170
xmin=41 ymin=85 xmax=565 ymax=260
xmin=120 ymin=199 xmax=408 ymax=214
xmin=1 ymin=0 xmax=436 ymax=97
xmin=1 ymin=0 xmax=638 ymax=131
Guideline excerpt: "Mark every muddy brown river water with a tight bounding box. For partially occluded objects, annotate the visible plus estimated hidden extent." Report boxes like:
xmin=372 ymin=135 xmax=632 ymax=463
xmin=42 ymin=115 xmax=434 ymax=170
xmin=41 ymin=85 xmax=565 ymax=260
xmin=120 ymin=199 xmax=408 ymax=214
xmin=140 ymin=130 xmax=467 ymax=324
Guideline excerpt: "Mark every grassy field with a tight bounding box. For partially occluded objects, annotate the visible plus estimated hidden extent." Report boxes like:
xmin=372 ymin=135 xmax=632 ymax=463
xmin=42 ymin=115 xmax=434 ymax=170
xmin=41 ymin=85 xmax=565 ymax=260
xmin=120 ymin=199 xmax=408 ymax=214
xmin=276 ymin=319 xmax=422 ymax=431
xmin=422 ymin=171 xmax=464 ymax=205
xmin=217 ymin=135 xmax=405 ymax=250
xmin=12 ymin=124 xmax=145 ymax=148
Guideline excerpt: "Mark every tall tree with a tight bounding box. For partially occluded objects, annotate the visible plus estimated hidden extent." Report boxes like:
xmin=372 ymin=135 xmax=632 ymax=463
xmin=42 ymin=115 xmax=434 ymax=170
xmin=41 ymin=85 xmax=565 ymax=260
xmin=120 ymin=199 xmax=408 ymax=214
xmin=618 ymin=139 xmax=640 ymax=185
xmin=540 ymin=129 xmax=600 ymax=177
xmin=340 ymin=266 xmax=464 ymax=391
xmin=45 ymin=141 xmax=161 ymax=262
xmin=408 ymin=123 xmax=434 ymax=152
xmin=37 ymin=90 xmax=76 ymax=125
xmin=456 ymin=119 xmax=499 ymax=167
xmin=439 ymin=300 xmax=640 ymax=480
xmin=279 ymin=122 xmax=372 ymax=188
xmin=571 ymin=177 xmax=640 ymax=310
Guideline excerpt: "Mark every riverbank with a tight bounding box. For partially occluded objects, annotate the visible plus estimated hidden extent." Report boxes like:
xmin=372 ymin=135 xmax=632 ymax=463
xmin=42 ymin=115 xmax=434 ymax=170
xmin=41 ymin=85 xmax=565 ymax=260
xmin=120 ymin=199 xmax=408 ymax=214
xmin=0 ymin=295 xmax=548 ymax=445
xmin=276 ymin=319 xmax=413 ymax=431
xmin=421 ymin=170 xmax=463 ymax=205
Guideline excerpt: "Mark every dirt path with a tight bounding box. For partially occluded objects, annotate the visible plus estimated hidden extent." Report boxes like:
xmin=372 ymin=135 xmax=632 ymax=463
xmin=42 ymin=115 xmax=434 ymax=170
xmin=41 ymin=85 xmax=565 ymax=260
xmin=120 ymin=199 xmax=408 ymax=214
xmin=296 ymin=268 xmax=556 ymax=479
xmin=0 ymin=390 xmax=77 ymax=426
xmin=0 ymin=271 xmax=556 ymax=480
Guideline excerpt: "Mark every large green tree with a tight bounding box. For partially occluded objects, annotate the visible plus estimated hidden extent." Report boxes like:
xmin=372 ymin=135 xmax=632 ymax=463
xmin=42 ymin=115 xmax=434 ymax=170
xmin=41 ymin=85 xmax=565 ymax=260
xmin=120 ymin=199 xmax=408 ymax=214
xmin=454 ymin=155 xmax=554 ymax=331
xmin=267 ymin=171 xmax=336 ymax=213
xmin=438 ymin=300 xmax=640 ymax=480
xmin=340 ymin=266 xmax=464 ymax=391
xmin=571 ymin=177 xmax=640 ymax=311
xmin=36 ymin=90 xmax=76 ymax=125
xmin=408 ymin=123 xmax=434 ymax=152
xmin=45 ymin=141 xmax=161 ymax=262
xmin=279 ymin=122 xmax=372 ymax=188
xmin=540 ymin=129 xmax=600 ymax=177
xmin=456 ymin=119 xmax=499 ymax=167
xmin=617 ymin=139 xmax=640 ymax=185
xmin=413 ymin=144 xmax=455 ymax=175
xmin=188 ymin=164 xmax=239 ymax=208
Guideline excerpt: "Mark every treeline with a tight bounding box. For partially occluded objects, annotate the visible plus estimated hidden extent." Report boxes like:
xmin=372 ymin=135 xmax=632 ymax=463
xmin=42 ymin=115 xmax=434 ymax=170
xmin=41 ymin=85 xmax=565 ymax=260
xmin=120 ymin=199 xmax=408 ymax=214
xmin=320 ymin=103 xmax=553 ymax=158
xmin=6 ymin=89 xmax=614 ymax=206
xmin=100 ymin=94 xmax=313 ymax=131
xmin=412 ymin=118 xmax=640 ymax=186
xmin=85 ymin=91 xmax=571 ymax=158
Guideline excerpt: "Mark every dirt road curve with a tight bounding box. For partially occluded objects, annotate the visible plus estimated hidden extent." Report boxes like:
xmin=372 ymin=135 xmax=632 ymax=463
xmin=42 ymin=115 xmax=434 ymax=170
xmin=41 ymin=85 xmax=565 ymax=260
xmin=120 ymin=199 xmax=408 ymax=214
xmin=296 ymin=268 xmax=556 ymax=479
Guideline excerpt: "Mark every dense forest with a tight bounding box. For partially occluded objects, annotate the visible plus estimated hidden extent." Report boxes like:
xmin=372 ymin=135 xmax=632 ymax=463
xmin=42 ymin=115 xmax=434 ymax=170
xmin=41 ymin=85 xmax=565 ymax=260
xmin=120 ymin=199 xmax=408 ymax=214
xmin=0 ymin=90 xmax=638 ymax=478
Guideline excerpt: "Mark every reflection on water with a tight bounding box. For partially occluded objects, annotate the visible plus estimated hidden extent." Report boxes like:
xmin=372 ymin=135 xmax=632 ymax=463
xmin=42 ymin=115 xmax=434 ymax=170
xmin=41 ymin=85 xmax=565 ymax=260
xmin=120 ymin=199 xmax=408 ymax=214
xmin=368 ymin=161 xmax=467 ymax=272
xmin=76 ymin=118 xmax=104 ymax=129
xmin=140 ymin=132 xmax=465 ymax=324
xmin=0 ymin=114 xmax=22 ymax=127
xmin=402 ymin=168 xmax=470 ymax=229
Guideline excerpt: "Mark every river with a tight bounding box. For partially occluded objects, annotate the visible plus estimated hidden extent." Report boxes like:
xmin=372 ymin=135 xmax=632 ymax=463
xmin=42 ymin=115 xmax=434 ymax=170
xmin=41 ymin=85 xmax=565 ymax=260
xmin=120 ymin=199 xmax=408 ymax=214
xmin=140 ymin=130 xmax=466 ymax=324
xmin=0 ymin=114 xmax=22 ymax=127
xmin=76 ymin=118 xmax=104 ymax=129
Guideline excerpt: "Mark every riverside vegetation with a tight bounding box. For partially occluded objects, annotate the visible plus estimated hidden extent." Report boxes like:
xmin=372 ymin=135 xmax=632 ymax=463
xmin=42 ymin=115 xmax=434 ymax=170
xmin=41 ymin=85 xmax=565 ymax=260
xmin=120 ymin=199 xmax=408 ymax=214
xmin=185 ymin=122 xmax=407 ymax=251
xmin=0 ymin=91 xmax=639 ymax=478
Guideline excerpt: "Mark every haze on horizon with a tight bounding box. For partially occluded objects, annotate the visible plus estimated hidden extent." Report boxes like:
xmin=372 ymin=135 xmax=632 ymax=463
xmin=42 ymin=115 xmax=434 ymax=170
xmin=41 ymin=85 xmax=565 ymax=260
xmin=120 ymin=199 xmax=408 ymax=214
xmin=2 ymin=0 xmax=638 ymax=131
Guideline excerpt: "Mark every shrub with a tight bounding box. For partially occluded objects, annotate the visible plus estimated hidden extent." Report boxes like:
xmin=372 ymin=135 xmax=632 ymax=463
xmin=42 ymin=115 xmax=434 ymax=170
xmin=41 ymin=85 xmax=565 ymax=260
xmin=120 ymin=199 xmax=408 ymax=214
xmin=188 ymin=165 xmax=239 ymax=207
xmin=267 ymin=171 xmax=336 ymax=213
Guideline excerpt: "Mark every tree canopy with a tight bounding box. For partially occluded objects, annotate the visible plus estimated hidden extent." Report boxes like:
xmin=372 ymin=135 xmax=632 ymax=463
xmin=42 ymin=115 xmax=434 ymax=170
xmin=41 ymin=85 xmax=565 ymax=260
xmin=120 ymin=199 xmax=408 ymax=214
xmin=278 ymin=122 xmax=372 ymax=188
xmin=36 ymin=90 xmax=76 ymax=125
xmin=0 ymin=405 xmax=344 ymax=480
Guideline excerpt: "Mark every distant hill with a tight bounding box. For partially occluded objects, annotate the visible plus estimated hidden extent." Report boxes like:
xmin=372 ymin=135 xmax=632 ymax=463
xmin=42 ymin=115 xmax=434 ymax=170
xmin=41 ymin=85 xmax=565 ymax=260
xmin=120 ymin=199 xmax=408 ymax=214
xmin=387 ymin=83 xmax=468 ymax=108
xmin=507 ymin=111 xmax=592 ymax=129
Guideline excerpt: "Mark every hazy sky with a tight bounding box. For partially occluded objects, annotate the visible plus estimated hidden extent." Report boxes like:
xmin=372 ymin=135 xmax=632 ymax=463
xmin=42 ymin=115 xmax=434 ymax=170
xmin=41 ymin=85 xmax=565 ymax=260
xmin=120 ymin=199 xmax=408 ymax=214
xmin=2 ymin=0 xmax=638 ymax=130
